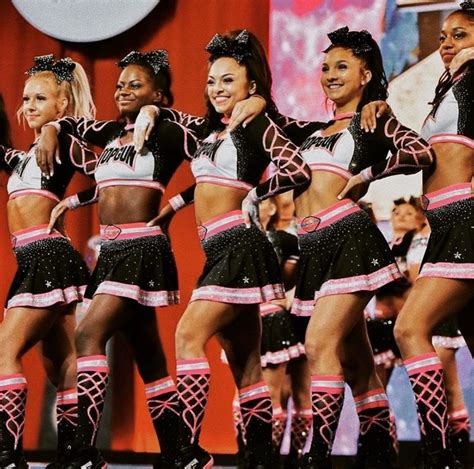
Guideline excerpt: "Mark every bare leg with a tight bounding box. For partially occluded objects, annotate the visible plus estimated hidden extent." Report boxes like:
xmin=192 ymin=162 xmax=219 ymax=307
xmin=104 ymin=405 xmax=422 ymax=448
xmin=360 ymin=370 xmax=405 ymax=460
xmin=394 ymin=277 xmax=473 ymax=461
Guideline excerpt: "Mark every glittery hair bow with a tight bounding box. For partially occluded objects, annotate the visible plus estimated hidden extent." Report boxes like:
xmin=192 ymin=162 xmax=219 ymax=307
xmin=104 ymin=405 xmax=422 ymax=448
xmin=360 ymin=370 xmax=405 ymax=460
xmin=118 ymin=50 xmax=169 ymax=75
xmin=26 ymin=54 xmax=76 ymax=83
xmin=206 ymin=30 xmax=252 ymax=63
xmin=460 ymin=0 xmax=474 ymax=10
xmin=325 ymin=26 xmax=374 ymax=55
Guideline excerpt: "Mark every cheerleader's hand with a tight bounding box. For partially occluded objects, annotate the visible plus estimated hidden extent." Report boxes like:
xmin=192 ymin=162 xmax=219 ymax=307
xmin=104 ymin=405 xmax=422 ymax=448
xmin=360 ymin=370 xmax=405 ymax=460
xmin=147 ymin=203 xmax=175 ymax=236
xmin=134 ymin=105 xmax=159 ymax=153
xmin=337 ymin=173 xmax=365 ymax=201
xmin=360 ymin=101 xmax=390 ymax=133
xmin=36 ymin=124 xmax=61 ymax=178
xmin=241 ymin=188 xmax=263 ymax=230
xmin=228 ymin=95 xmax=266 ymax=131
xmin=47 ymin=199 xmax=70 ymax=234
xmin=449 ymin=47 xmax=474 ymax=76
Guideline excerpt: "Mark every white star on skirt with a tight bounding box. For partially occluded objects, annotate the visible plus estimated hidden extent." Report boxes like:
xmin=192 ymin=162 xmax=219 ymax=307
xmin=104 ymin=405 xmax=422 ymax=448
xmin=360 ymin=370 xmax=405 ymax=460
xmin=371 ymin=258 xmax=379 ymax=266
xmin=243 ymin=277 xmax=250 ymax=284
xmin=454 ymin=252 xmax=462 ymax=259
xmin=45 ymin=280 xmax=52 ymax=287
xmin=149 ymin=280 xmax=155 ymax=287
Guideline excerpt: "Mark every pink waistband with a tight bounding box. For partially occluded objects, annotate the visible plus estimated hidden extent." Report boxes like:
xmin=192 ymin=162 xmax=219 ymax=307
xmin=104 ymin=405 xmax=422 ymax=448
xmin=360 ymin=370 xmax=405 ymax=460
xmin=428 ymin=134 xmax=474 ymax=150
xmin=9 ymin=189 xmax=60 ymax=203
xmin=297 ymin=199 xmax=360 ymax=234
xmin=260 ymin=303 xmax=284 ymax=316
xmin=100 ymin=222 xmax=163 ymax=241
xmin=11 ymin=224 xmax=63 ymax=248
xmin=197 ymin=210 xmax=245 ymax=241
xmin=422 ymin=183 xmax=472 ymax=211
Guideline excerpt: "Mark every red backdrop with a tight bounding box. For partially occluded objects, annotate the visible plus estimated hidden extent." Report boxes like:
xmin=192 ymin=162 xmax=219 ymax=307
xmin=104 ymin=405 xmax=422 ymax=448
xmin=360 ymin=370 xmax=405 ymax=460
xmin=0 ymin=0 xmax=269 ymax=453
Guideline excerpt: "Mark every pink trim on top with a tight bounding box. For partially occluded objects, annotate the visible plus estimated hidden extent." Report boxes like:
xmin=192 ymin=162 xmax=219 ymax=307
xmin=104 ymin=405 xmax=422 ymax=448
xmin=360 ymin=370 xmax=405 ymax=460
xmin=77 ymin=355 xmax=109 ymax=373
xmin=0 ymin=374 xmax=27 ymax=391
xmin=354 ymin=389 xmax=389 ymax=412
xmin=7 ymin=285 xmax=86 ymax=310
xmin=98 ymin=179 xmax=165 ymax=193
xmin=297 ymin=199 xmax=360 ymax=234
xmin=309 ymin=163 xmax=352 ymax=180
xmin=423 ymin=182 xmax=472 ymax=211
xmin=291 ymin=264 xmax=401 ymax=316
xmin=198 ymin=210 xmax=244 ymax=241
xmin=259 ymin=303 xmax=284 ymax=316
xmin=311 ymin=375 xmax=345 ymax=394
xmin=11 ymin=224 xmax=63 ymax=248
xmin=56 ymin=389 xmax=78 ymax=405
xmin=145 ymin=377 xmax=176 ymax=398
xmin=196 ymin=175 xmax=253 ymax=192
xmin=191 ymin=283 xmax=285 ymax=304
xmin=429 ymin=134 xmax=474 ymax=149
xmin=94 ymin=281 xmax=179 ymax=307
xmin=404 ymin=353 xmax=442 ymax=376
xmin=9 ymin=189 xmax=60 ymax=203
xmin=239 ymin=382 xmax=270 ymax=403
xmin=99 ymin=222 xmax=163 ymax=241
xmin=176 ymin=358 xmax=210 ymax=375
xmin=419 ymin=262 xmax=474 ymax=280
xmin=261 ymin=343 xmax=305 ymax=367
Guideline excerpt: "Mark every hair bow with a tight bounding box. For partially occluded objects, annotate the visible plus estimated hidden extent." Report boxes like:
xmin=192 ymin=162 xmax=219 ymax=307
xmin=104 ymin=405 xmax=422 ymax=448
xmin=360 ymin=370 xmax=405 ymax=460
xmin=460 ymin=0 xmax=474 ymax=10
xmin=326 ymin=26 xmax=373 ymax=55
xmin=118 ymin=50 xmax=169 ymax=75
xmin=206 ymin=30 xmax=252 ymax=63
xmin=26 ymin=54 xmax=75 ymax=83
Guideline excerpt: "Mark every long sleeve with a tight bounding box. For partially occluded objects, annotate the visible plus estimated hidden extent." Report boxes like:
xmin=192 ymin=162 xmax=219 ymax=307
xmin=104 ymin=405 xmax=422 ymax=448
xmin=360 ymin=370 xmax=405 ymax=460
xmin=273 ymin=113 xmax=326 ymax=146
xmin=0 ymin=145 xmax=25 ymax=172
xmin=239 ymin=113 xmax=310 ymax=201
xmin=158 ymin=108 xmax=208 ymax=139
xmin=49 ymin=117 xmax=123 ymax=148
xmin=361 ymin=115 xmax=435 ymax=182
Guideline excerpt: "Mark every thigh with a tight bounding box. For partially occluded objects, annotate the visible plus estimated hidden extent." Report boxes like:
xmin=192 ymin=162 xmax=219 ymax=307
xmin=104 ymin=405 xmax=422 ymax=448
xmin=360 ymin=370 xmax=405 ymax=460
xmin=0 ymin=306 xmax=60 ymax=356
xmin=40 ymin=305 xmax=77 ymax=382
xmin=76 ymin=294 xmax=136 ymax=354
xmin=397 ymin=278 xmax=473 ymax=333
xmin=119 ymin=305 xmax=168 ymax=381
xmin=306 ymin=292 xmax=373 ymax=347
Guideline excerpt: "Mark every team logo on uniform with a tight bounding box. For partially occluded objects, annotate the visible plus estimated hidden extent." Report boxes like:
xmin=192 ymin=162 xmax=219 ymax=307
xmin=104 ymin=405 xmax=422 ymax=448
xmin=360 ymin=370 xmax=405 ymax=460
xmin=197 ymin=225 xmax=208 ymax=242
xmin=300 ymin=216 xmax=320 ymax=233
xmin=103 ymin=225 xmax=122 ymax=240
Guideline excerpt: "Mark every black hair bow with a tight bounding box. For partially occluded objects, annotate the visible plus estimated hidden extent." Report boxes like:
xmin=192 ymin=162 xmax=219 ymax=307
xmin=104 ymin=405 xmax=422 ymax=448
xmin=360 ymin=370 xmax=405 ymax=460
xmin=326 ymin=26 xmax=373 ymax=55
xmin=26 ymin=54 xmax=75 ymax=83
xmin=118 ymin=50 xmax=169 ymax=75
xmin=460 ymin=1 xmax=474 ymax=10
xmin=206 ymin=30 xmax=252 ymax=63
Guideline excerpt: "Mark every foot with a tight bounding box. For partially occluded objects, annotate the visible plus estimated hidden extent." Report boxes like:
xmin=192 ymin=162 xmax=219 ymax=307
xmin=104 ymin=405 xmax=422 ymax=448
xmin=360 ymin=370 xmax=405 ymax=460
xmin=298 ymin=452 xmax=331 ymax=469
xmin=177 ymin=445 xmax=213 ymax=469
xmin=62 ymin=446 xmax=107 ymax=469
xmin=427 ymin=449 xmax=461 ymax=469
xmin=0 ymin=449 xmax=28 ymax=469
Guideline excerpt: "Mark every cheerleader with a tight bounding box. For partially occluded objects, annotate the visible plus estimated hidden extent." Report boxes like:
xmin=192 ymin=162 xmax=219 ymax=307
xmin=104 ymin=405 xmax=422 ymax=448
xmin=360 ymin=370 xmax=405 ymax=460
xmin=0 ymin=56 xmax=97 ymax=468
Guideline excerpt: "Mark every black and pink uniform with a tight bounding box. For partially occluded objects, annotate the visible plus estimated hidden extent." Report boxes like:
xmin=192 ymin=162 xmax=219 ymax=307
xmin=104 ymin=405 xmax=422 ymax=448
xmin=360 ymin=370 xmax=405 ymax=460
xmin=276 ymin=112 xmax=434 ymax=316
xmin=49 ymin=116 xmax=197 ymax=310
xmin=0 ymin=133 xmax=96 ymax=310
xmin=160 ymin=109 xmax=311 ymax=305
xmin=418 ymin=66 xmax=473 ymax=280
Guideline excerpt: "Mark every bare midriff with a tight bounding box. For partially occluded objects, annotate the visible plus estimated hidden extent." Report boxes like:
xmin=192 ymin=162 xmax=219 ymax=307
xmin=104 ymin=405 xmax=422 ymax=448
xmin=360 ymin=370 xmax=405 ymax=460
xmin=194 ymin=183 xmax=248 ymax=225
xmin=7 ymin=195 xmax=57 ymax=232
xmin=423 ymin=142 xmax=473 ymax=193
xmin=98 ymin=185 xmax=162 ymax=225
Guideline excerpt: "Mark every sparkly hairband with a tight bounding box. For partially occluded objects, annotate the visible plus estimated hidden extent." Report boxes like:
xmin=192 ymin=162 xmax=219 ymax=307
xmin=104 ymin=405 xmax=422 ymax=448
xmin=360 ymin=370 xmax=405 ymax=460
xmin=460 ymin=1 xmax=474 ymax=10
xmin=325 ymin=26 xmax=373 ymax=55
xmin=26 ymin=54 xmax=75 ymax=83
xmin=118 ymin=50 xmax=169 ymax=75
xmin=206 ymin=30 xmax=252 ymax=63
